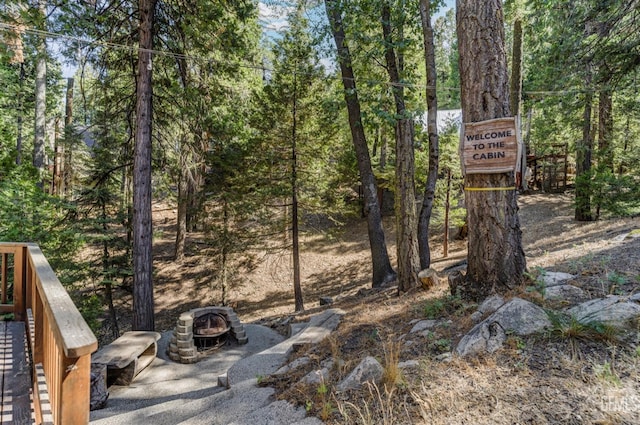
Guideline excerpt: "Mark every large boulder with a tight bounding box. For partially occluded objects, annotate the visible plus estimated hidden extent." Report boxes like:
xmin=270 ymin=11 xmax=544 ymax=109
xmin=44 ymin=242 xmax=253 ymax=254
xmin=336 ymin=356 xmax=384 ymax=392
xmin=456 ymin=298 xmax=551 ymax=357
xmin=456 ymin=321 xmax=506 ymax=357
xmin=544 ymin=284 xmax=587 ymax=303
xmin=566 ymin=296 xmax=640 ymax=329
xmin=477 ymin=295 xmax=506 ymax=315
xmin=539 ymin=271 xmax=576 ymax=288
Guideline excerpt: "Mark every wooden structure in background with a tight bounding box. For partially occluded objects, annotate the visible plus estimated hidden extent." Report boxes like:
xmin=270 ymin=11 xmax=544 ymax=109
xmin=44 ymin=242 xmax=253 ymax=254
xmin=0 ymin=243 xmax=97 ymax=425
xmin=527 ymin=143 xmax=573 ymax=192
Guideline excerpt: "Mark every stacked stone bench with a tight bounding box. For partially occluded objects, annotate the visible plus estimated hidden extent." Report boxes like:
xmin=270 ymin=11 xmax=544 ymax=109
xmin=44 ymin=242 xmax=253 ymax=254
xmin=168 ymin=306 xmax=248 ymax=364
xmin=92 ymin=331 xmax=161 ymax=386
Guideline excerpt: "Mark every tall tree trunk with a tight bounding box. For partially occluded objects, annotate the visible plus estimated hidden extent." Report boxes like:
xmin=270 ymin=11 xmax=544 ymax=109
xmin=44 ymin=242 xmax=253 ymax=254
xmin=456 ymin=0 xmax=526 ymax=301
xmin=52 ymin=118 xmax=60 ymax=194
xmin=102 ymin=202 xmax=120 ymax=340
xmin=381 ymin=1 xmax=419 ymax=292
xmin=17 ymin=63 xmax=25 ymax=165
xmin=54 ymin=78 xmax=73 ymax=195
xmin=62 ymin=78 xmax=74 ymax=196
xmin=325 ymin=0 xmax=396 ymax=288
xmin=575 ymin=70 xmax=594 ymax=221
xmin=34 ymin=0 xmax=47 ymax=175
xmin=443 ymin=168 xmax=451 ymax=258
xmin=174 ymin=162 xmax=187 ymax=261
xmin=132 ymin=0 xmax=157 ymax=331
xmin=379 ymin=128 xmax=387 ymax=170
xmin=418 ymin=0 xmax=440 ymax=270
xmin=291 ymin=70 xmax=304 ymax=312
xmin=8 ymin=14 xmax=25 ymax=165
xmin=510 ymin=18 xmax=527 ymax=192
xmin=597 ymin=88 xmax=613 ymax=172
xmin=221 ymin=197 xmax=233 ymax=306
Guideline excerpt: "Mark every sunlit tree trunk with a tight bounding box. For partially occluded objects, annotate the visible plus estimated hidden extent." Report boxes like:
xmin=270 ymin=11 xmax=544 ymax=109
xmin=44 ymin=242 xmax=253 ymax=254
xmin=325 ymin=0 xmax=396 ymax=288
xmin=418 ymin=0 xmax=440 ymax=270
xmin=381 ymin=1 xmax=419 ymax=292
xmin=456 ymin=0 xmax=526 ymax=301
xmin=510 ymin=18 xmax=527 ymax=192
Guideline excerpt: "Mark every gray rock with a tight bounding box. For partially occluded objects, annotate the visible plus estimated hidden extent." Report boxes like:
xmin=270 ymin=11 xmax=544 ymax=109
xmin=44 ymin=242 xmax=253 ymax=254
xmin=612 ymin=232 xmax=630 ymax=242
xmin=544 ymin=284 xmax=586 ymax=301
xmin=456 ymin=321 xmax=506 ymax=357
xmin=435 ymin=352 xmax=452 ymax=362
xmin=488 ymin=298 xmax=551 ymax=336
xmin=630 ymin=293 xmax=640 ymax=303
xmin=471 ymin=311 xmax=483 ymax=324
xmin=410 ymin=319 xmax=438 ymax=334
xmin=567 ymin=296 xmax=640 ymax=328
xmin=456 ymin=298 xmax=551 ymax=356
xmin=540 ymin=271 xmax=576 ymax=287
xmin=301 ymin=368 xmax=330 ymax=385
xmin=477 ymin=295 xmax=505 ymax=315
xmin=336 ymin=356 xmax=384 ymax=392
xmin=319 ymin=297 xmax=333 ymax=306
xmin=274 ymin=356 xmax=311 ymax=375
xmin=398 ymin=360 xmax=420 ymax=369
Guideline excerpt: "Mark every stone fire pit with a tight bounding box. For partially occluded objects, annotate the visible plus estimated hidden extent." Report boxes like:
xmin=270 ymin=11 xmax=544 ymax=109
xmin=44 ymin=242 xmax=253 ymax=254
xmin=168 ymin=306 xmax=248 ymax=364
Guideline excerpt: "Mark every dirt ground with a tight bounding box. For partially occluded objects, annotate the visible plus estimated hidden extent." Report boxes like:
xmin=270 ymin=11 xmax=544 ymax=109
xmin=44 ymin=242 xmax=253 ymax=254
xmin=103 ymin=192 xmax=640 ymax=424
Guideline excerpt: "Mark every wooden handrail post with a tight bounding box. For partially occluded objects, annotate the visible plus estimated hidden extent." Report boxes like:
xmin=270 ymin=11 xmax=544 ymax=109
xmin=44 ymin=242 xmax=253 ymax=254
xmin=14 ymin=245 xmax=26 ymax=321
xmin=0 ymin=243 xmax=98 ymax=425
xmin=57 ymin=354 xmax=92 ymax=424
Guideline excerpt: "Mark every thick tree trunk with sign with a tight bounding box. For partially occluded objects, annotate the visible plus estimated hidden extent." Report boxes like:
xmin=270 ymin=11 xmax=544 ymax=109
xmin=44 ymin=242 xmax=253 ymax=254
xmin=455 ymin=0 xmax=526 ymax=301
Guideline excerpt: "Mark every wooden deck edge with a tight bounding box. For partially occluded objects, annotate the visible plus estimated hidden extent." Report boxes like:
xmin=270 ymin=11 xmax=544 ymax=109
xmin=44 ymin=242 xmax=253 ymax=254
xmin=26 ymin=310 xmax=53 ymax=425
xmin=33 ymin=363 xmax=53 ymax=425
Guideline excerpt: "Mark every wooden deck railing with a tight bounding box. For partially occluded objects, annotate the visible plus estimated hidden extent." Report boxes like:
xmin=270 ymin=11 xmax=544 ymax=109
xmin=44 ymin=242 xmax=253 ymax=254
xmin=0 ymin=243 xmax=98 ymax=425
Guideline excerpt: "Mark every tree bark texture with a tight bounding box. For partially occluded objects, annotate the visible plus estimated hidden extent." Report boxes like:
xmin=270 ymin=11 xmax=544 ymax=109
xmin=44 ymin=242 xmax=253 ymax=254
xmin=456 ymin=0 xmax=526 ymax=301
xmin=510 ymin=19 xmax=523 ymax=118
xmin=174 ymin=164 xmax=187 ymax=261
xmin=325 ymin=0 xmax=396 ymax=288
xmin=395 ymin=119 xmax=420 ymax=291
xmin=33 ymin=0 xmax=47 ymax=173
xmin=597 ymin=89 xmax=613 ymax=172
xmin=575 ymin=70 xmax=594 ymax=221
xmin=510 ymin=19 xmax=527 ymax=192
xmin=62 ymin=78 xmax=74 ymax=196
xmin=291 ymin=72 xmax=304 ymax=312
xmin=17 ymin=63 xmax=24 ymax=165
xmin=418 ymin=0 xmax=440 ymax=270
xmin=381 ymin=1 xmax=419 ymax=292
xmin=132 ymin=0 xmax=157 ymax=331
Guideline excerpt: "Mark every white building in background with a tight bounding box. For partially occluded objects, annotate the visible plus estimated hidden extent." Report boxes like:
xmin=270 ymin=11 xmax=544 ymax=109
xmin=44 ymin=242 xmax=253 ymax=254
xmin=436 ymin=109 xmax=462 ymax=133
xmin=418 ymin=109 xmax=462 ymax=134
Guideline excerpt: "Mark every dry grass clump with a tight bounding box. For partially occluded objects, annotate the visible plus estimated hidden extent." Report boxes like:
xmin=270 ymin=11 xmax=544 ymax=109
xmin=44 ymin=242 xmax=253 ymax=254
xmin=381 ymin=340 xmax=402 ymax=390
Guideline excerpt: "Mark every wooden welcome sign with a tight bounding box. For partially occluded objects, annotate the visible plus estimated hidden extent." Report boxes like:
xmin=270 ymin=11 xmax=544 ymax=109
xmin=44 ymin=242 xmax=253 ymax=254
xmin=460 ymin=117 xmax=521 ymax=174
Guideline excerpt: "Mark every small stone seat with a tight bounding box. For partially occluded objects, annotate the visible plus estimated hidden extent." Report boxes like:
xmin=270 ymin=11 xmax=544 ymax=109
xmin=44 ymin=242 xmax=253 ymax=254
xmin=92 ymin=331 xmax=161 ymax=386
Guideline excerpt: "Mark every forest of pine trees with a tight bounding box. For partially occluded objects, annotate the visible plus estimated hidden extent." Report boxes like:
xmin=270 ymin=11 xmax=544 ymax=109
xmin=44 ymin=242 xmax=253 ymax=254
xmin=0 ymin=0 xmax=638 ymax=332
